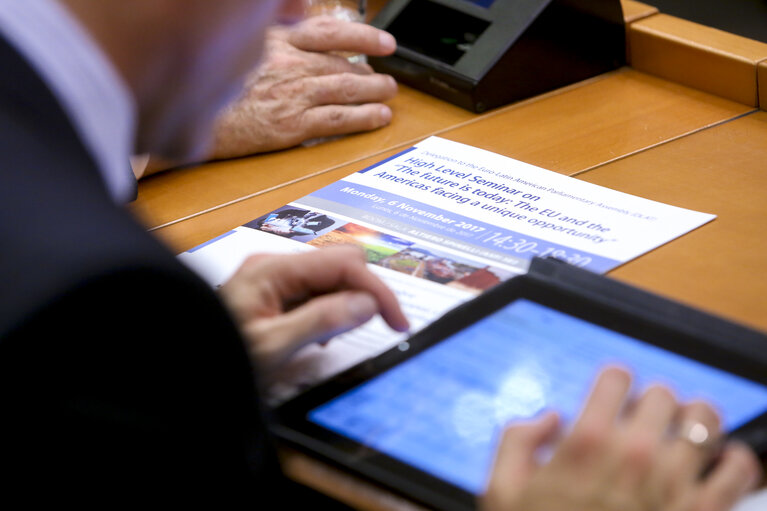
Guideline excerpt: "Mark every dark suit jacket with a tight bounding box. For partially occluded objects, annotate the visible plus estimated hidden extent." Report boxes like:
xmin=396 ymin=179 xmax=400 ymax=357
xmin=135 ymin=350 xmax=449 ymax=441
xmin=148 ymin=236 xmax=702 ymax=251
xmin=0 ymin=35 xmax=287 ymax=505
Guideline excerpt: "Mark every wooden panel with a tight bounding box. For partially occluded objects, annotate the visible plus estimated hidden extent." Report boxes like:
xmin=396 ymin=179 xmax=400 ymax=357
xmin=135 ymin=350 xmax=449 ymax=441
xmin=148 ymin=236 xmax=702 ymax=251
xmin=577 ymin=111 xmax=767 ymax=333
xmin=131 ymin=84 xmax=475 ymax=229
xmin=629 ymin=14 xmax=767 ymax=106
xmin=135 ymin=68 xmax=752 ymax=233
xmin=280 ymin=448 xmax=429 ymax=511
xmin=621 ymin=0 xmax=659 ymax=64
xmin=759 ymin=59 xmax=767 ymax=110
xmin=435 ymin=69 xmax=751 ymax=174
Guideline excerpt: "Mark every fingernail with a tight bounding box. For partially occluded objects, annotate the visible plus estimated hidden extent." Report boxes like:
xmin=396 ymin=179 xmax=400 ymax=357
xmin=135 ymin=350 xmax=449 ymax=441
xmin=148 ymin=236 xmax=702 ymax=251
xmin=379 ymin=32 xmax=396 ymax=53
xmin=380 ymin=106 xmax=392 ymax=124
xmin=348 ymin=294 xmax=377 ymax=324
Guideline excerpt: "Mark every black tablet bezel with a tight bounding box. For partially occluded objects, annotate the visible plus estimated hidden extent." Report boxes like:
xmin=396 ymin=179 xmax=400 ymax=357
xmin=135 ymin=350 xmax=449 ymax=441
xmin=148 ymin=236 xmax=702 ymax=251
xmin=271 ymin=265 xmax=767 ymax=511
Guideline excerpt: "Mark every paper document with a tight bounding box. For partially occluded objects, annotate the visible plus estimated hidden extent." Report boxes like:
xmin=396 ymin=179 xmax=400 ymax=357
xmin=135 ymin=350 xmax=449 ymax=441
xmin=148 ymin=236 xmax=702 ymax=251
xmin=179 ymin=137 xmax=715 ymax=403
xmin=734 ymin=489 xmax=767 ymax=511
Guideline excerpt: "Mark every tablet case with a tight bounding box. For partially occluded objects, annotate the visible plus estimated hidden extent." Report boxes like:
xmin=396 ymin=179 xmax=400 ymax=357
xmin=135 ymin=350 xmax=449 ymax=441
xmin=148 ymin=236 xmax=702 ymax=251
xmin=273 ymin=257 xmax=767 ymax=509
xmin=520 ymin=258 xmax=767 ymax=452
xmin=526 ymin=258 xmax=767 ymax=372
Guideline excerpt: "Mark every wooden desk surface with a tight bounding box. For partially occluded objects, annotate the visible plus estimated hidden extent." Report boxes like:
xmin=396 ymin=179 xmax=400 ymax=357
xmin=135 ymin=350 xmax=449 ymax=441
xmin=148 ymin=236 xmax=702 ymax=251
xmin=146 ymin=93 xmax=766 ymax=333
xmin=130 ymin=2 xmax=767 ymax=509
xmin=131 ymin=1 xmax=704 ymax=233
xmin=136 ymin=68 xmax=754 ymax=247
xmin=130 ymin=84 xmax=475 ymax=230
xmin=583 ymin=111 xmax=767 ymax=333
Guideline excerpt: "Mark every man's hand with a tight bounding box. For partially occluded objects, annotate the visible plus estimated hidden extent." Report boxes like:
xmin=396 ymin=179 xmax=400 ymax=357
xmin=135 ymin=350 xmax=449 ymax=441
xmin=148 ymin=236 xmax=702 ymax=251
xmin=133 ymin=16 xmax=398 ymax=178
xmin=218 ymin=245 xmax=409 ymax=372
xmin=210 ymin=15 xmax=398 ymax=160
xmin=483 ymin=367 xmax=762 ymax=511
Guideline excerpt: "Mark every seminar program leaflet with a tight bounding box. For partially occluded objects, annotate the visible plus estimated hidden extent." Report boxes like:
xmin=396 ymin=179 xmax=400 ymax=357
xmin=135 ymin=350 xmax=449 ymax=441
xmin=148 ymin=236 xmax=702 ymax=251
xmin=178 ymin=137 xmax=715 ymax=403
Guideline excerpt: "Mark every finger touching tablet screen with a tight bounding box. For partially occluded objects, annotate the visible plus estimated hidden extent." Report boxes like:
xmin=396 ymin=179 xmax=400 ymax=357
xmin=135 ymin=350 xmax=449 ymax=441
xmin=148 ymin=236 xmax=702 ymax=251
xmin=273 ymin=258 xmax=767 ymax=511
xmin=308 ymin=298 xmax=767 ymax=495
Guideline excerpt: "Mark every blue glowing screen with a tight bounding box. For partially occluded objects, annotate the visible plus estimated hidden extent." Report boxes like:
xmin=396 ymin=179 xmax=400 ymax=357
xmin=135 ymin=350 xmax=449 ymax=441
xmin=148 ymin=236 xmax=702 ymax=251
xmin=463 ymin=0 xmax=495 ymax=8
xmin=309 ymin=300 xmax=767 ymax=494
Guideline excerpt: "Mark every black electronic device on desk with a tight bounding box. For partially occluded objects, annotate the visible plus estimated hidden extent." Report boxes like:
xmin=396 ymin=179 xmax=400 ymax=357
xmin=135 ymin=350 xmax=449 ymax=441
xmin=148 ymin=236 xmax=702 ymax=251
xmin=272 ymin=258 xmax=767 ymax=511
xmin=369 ymin=0 xmax=626 ymax=112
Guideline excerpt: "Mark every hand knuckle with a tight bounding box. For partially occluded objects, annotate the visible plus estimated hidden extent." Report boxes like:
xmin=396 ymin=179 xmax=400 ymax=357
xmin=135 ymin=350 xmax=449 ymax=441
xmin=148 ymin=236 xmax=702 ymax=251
xmin=337 ymin=243 xmax=365 ymax=258
xmin=339 ymin=74 xmax=360 ymax=101
xmin=565 ymin=421 xmax=607 ymax=459
xmin=242 ymin=254 xmax=265 ymax=271
xmin=326 ymin=108 xmax=347 ymax=128
xmin=366 ymin=111 xmax=385 ymax=130
xmin=281 ymin=79 xmax=307 ymax=98
xmin=318 ymin=305 xmax=347 ymax=332
xmin=309 ymin=17 xmax=337 ymax=40
xmin=645 ymin=384 xmax=675 ymax=404
xmin=617 ymin=434 xmax=656 ymax=473
xmin=686 ymin=401 xmax=722 ymax=432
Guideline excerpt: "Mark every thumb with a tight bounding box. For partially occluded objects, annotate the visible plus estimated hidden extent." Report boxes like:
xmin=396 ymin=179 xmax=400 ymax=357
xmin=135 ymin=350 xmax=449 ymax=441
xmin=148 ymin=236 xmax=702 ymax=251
xmin=483 ymin=412 xmax=560 ymax=508
xmin=244 ymin=291 xmax=379 ymax=369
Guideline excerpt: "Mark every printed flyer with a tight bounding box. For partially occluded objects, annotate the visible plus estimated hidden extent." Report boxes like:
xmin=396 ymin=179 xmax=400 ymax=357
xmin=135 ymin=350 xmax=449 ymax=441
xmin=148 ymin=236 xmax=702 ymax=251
xmin=179 ymin=136 xmax=715 ymax=402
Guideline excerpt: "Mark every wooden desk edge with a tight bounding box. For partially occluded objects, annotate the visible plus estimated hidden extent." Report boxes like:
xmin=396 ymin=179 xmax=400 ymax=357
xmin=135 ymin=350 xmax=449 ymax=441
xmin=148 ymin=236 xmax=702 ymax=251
xmin=138 ymin=68 xmax=627 ymax=235
xmin=621 ymin=0 xmax=658 ymax=24
xmin=759 ymin=59 xmax=767 ymax=110
xmin=280 ymin=447 xmax=430 ymax=511
xmin=628 ymin=13 xmax=767 ymax=107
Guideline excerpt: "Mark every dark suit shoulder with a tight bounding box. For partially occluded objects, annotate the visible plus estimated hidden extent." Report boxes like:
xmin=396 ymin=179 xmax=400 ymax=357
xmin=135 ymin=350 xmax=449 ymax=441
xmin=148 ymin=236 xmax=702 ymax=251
xmin=0 ymin=265 xmax=284 ymax=503
xmin=0 ymin=37 xmax=283 ymax=503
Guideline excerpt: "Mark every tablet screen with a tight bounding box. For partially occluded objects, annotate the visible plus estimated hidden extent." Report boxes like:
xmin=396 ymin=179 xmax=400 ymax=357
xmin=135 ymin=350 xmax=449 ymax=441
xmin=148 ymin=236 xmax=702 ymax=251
xmin=308 ymin=299 xmax=767 ymax=495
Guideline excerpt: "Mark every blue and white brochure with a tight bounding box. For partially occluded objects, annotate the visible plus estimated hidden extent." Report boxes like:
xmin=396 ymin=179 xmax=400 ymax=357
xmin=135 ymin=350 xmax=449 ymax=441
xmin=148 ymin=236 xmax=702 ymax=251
xmin=179 ymin=136 xmax=715 ymax=402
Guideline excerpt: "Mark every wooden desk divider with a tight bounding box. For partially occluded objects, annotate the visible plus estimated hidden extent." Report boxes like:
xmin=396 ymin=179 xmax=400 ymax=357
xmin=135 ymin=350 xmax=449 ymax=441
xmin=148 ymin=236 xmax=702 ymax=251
xmin=621 ymin=0 xmax=658 ymax=64
xmin=628 ymin=13 xmax=767 ymax=107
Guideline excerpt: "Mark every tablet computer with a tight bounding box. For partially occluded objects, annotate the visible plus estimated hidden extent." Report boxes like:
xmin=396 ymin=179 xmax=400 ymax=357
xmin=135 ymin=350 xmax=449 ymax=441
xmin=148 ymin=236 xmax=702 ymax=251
xmin=272 ymin=258 xmax=767 ymax=511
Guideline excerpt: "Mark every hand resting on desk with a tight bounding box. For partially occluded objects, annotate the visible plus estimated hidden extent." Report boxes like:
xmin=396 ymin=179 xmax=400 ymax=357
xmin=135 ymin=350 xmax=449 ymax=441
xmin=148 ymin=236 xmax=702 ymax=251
xmin=211 ymin=15 xmax=398 ymax=159
xmin=134 ymin=16 xmax=398 ymax=178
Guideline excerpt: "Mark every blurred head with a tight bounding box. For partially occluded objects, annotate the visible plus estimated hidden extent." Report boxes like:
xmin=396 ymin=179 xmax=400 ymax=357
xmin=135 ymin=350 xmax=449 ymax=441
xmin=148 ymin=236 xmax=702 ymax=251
xmin=60 ymin=0 xmax=305 ymax=161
